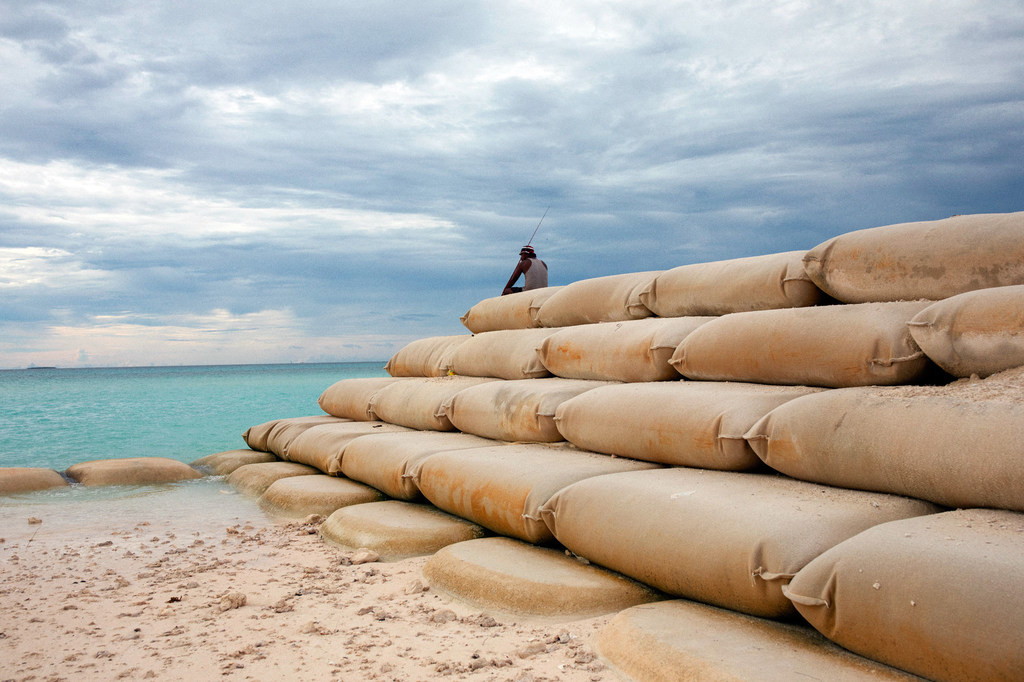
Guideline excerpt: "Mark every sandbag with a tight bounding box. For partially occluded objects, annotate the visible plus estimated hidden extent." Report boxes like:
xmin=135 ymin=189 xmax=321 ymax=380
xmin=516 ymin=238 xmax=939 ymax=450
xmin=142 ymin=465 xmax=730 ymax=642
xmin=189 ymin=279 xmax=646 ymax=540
xmin=0 ymin=467 xmax=69 ymax=494
xmin=258 ymin=474 xmax=384 ymax=518
xmin=671 ymin=301 xmax=932 ymax=387
xmin=554 ymin=382 xmax=823 ymax=470
xmin=539 ymin=468 xmax=938 ymax=618
xmin=785 ymin=509 xmax=1024 ymax=682
xmin=243 ymin=415 xmax=346 ymax=451
xmin=384 ymin=335 xmax=470 ymax=377
xmin=537 ymin=317 xmax=713 ymax=382
xmin=367 ymin=376 xmax=499 ymax=430
xmin=460 ymin=287 xmax=564 ymax=333
xmin=535 ymin=271 xmax=661 ymax=327
xmin=340 ymin=431 xmax=500 ymax=500
xmin=416 ymin=444 xmax=660 ymax=544
xmin=226 ymin=461 xmax=321 ymax=497
xmin=281 ymin=421 xmax=413 ymax=475
xmin=317 ymin=377 xmax=408 ymax=419
xmin=907 ymin=285 xmax=1024 ymax=378
xmin=65 ymin=457 xmax=203 ymax=487
xmin=746 ymin=368 xmax=1024 ymax=511
xmin=444 ymin=378 xmax=612 ymax=442
xmin=190 ymin=449 xmax=277 ymax=475
xmin=638 ymin=251 xmax=823 ymax=317
xmin=447 ymin=328 xmax=561 ymax=380
xmin=803 ymin=211 xmax=1024 ymax=303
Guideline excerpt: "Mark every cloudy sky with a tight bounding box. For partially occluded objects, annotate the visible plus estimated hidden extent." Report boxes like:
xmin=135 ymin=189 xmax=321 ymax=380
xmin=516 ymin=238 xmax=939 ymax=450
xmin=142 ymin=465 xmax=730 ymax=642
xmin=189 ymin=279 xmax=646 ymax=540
xmin=1 ymin=1 xmax=1022 ymax=368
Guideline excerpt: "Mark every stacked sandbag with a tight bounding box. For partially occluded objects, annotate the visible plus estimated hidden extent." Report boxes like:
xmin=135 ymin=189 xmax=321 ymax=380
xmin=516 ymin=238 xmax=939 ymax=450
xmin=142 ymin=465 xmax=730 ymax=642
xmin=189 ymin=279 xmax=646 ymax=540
xmin=785 ymin=509 xmax=1024 ymax=682
xmin=416 ymin=443 xmax=661 ymax=544
xmin=907 ymin=285 xmax=1024 ymax=378
xmin=65 ymin=457 xmax=203 ymax=486
xmin=447 ymin=328 xmax=562 ymax=380
xmin=460 ymin=287 xmax=563 ymax=333
xmin=671 ymin=301 xmax=933 ymax=387
xmin=227 ymin=461 xmax=321 ymax=497
xmin=367 ymin=375 xmax=499 ymax=430
xmin=444 ymin=378 xmax=612 ymax=442
xmin=638 ymin=251 xmax=823 ymax=317
xmin=0 ymin=467 xmax=69 ymax=494
xmin=537 ymin=317 xmax=713 ymax=382
xmin=554 ymin=382 xmax=823 ymax=470
xmin=803 ymin=211 xmax=1024 ymax=303
xmin=242 ymin=414 xmax=347 ymax=451
xmin=280 ymin=421 xmax=413 ymax=475
xmin=340 ymin=431 xmax=500 ymax=500
xmin=190 ymin=449 xmax=277 ymax=475
xmin=539 ymin=468 xmax=938 ymax=618
xmin=259 ymin=474 xmax=384 ymax=518
xmin=384 ymin=335 xmax=470 ymax=377
xmin=746 ymin=366 xmax=1024 ymax=512
xmin=535 ymin=271 xmax=661 ymax=327
xmin=318 ymin=377 xmax=408 ymax=419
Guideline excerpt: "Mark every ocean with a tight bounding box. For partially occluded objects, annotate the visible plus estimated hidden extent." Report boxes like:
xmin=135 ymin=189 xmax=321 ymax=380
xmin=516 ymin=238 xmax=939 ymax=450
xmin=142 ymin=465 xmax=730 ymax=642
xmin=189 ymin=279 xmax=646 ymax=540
xmin=0 ymin=362 xmax=386 ymax=539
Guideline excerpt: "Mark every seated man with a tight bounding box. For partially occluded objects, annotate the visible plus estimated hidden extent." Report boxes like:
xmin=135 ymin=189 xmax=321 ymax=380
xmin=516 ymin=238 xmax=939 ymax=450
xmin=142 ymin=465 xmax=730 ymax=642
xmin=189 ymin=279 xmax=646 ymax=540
xmin=502 ymin=245 xmax=548 ymax=295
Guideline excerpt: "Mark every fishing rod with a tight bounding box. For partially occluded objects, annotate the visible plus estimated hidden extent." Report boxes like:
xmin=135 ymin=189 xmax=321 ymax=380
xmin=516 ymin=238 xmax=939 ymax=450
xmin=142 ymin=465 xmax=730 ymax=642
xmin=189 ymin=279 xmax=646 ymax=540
xmin=526 ymin=206 xmax=550 ymax=247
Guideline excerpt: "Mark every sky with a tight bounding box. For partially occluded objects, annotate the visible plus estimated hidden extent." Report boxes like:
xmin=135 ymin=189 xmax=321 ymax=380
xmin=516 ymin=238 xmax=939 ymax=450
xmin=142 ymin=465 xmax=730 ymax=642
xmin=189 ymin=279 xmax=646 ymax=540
xmin=1 ymin=0 xmax=1022 ymax=369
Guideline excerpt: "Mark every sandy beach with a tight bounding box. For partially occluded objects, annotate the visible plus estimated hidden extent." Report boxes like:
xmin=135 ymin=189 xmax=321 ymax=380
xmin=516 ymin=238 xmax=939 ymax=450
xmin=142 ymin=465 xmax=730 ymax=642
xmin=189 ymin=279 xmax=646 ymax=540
xmin=1 ymin=509 xmax=613 ymax=681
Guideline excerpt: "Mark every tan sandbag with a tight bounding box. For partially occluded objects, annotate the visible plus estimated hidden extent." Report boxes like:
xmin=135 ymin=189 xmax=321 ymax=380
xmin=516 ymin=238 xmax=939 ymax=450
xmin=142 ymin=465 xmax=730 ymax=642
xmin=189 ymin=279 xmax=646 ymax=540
xmin=340 ymin=431 xmax=500 ymax=500
xmin=746 ymin=368 xmax=1024 ymax=511
xmin=460 ymin=287 xmax=564 ymax=333
xmin=554 ymin=382 xmax=823 ymax=470
xmin=803 ymin=211 xmax=1024 ymax=303
xmin=444 ymin=378 xmax=612 ymax=442
xmin=0 ymin=467 xmax=69 ymax=494
xmin=280 ymin=421 xmax=413 ymax=475
xmin=384 ymin=335 xmax=471 ymax=377
xmin=190 ymin=449 xmax=277 ymax=475
xmin=537 ymin=317 xmax=713 ymax=382
xmin=535 ymin=271 xmax=662 ymax=327
xmin=785 ymin=509 xmax=1024 ymax=682
xmin=317 ymin=377 xmax=408 ymax=419
xmin=671 ymin=301 xmax=932 ymax=387
xmin=447 ymin=328 xmax=561 ymax=380
xmin=907 ymin=285 xmax=1024 ymax=378
xmin=226 ymin=461 xmax=320 ymax=497
xmin=242 ymin=415 xmax=348 ymax=452
xmin=539 ymin=468 xmax=938 ymax=618
xmin=367 ymin=375 xmax=499 ymax=431
xmin=638 ymin=251 xmax=824 ymax=317
xmin=416 ymin=443 xmax=660 ymax=544
xmin=65 ymin=457 xmax=203 ymax=487
xmin=596 ymin=600 xmax=919 ymax=682
xmin=258 ymin=474 xmax=384 ymax=518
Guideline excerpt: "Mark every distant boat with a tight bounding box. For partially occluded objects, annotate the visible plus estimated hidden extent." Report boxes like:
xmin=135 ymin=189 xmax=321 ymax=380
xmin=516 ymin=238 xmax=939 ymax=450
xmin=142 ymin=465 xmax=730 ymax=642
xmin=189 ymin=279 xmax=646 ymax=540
xmin=25 ymin=366 xmax=58 ymax=370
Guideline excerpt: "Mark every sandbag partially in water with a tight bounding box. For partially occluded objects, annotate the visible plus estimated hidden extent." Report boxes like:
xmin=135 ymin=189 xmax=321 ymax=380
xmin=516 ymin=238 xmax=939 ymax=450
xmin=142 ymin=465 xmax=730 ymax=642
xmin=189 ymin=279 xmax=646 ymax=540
xmin=638 ymin=251 xmax=823 ymax=317
xmin=190 ymin=449 xmax=277 ymax=475
xmin=444 ymin=378 xmax=612 ymax=442
xmin=367 ymin=376 xmax=499 ymax=431
xmin=537 ymin=317 xmax=713 ymax=382
xmin=447 ymin=328 xmax=562 ymax=380
xmin=65 ymin=457 xmax=203 ymax=487
xmin=282 ymin=421 xmax=412 ymax=475
xmin=671 ymin=301 xmax=932 ymax=387
xmin=785 ymin=509 xmax=1024 ymax=682
xmin=460 ymin=287 xmax=563 ymax=333
xmin=226 ymin=461 xmax=320 ymax=497
xmin=540 ymin=468 xmax=938 ymax=618
xmin=384 ymin=335 xmax=471 ymax=377
xmin=907 ymin=285 xmax=1024 ymax=378
xmin=803 ymin=211 xmax=1024 ymax=303
xmin=535 ymin=271 xmax=661 ymax=327
xmin=317 ymin=377 xmax=408 ymax=420
xmin=554 ymin=381 xmax=823 ymax=470
xmin=0 ymin=467 xmax=69 ymax=494
xmin=243 ymin=415 xmax=346 ymax=451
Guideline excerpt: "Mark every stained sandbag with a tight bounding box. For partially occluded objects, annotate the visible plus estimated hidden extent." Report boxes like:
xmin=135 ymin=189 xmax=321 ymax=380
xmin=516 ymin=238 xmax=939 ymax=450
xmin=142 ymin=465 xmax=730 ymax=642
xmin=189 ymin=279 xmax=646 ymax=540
xmin=447 ymin=328 xmax=561 ymax=380
xmin=671 ymin=301 xmax=932 ymax=387
xmin=785 ymin=509 xmax=1024 ymax=682
xmin=460 ymin=287 xmax=564 ymax=333
xmin=416 ymin=444 xmax=661 ymax=544
xmin=281 ymin=421 xmax=412 ymax=475
xmin=638 ymin=251 xmax=823 ymax=317
xmin=803 ymin=211 xmax=1024 ymax=303
xmin=746 ymin=367 xmax=1024 ymax=511
xmin=243 ymin=415 xmax=349 ymax=453
xmin=907 ymin=285 xmax=1024 ymax=378
xmin=226 ymin=461 xmax=321 ymax=497
xmin=190 ymin=449 xmax=277 ymax=475
xmin=258 ymin=474 xmax=384 ymax=518
xmin=540 ymin=468 xmax=938 ymax=618
xmin=384 ymin=335 xmax=471 ymax=377
xmin=535 ymin=271 xmax=662 ymax=327
xmin=554 ymin=382 xmax=823 ymax=470
xmin=537 ymin=317 xmax=713 ymax=382
xmin=0 ymin=467 xmax=69 ymax=494
xmin=317 ymin=377 xmax=408 ymax=419
xmin=367 ymin=376 xmax=499 ymax=431
xmin=65 ymin=457 xmax=203 ymax=487
xmin=340 ymin=431 xmax=500 ymax=500
xmin=444 ymin=378 xmax=612 ymax=442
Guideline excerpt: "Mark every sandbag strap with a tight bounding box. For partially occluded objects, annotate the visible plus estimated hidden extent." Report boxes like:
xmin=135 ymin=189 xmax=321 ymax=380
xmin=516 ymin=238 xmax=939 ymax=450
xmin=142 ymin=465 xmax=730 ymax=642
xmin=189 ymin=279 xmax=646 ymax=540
xmin=781 ymin=583 xmax=830 ymax=608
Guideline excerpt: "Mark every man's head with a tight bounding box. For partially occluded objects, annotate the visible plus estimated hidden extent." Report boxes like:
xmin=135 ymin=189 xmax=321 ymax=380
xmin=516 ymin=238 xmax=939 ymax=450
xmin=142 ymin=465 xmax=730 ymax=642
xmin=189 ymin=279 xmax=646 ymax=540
xmin=519 ymin=245 xmax=536 ymax=258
